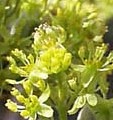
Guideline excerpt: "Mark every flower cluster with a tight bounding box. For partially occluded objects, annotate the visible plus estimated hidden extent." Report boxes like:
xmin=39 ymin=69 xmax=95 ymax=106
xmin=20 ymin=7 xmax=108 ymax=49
xmin=6 ymin=24 xmax=72 ymax=120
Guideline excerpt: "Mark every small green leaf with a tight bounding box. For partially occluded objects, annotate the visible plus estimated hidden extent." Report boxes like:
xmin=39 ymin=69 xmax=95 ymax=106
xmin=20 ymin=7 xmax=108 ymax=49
xmin=82 ymin=65 xmax=97 ymax=88
xmin=86 ymin=94 xmax=97 ymax=106
xmin=29 ymin=70 xmax=48 ymax=80
xmin=93 ymin=35 xmax=102 ymax=42
xmin=39 ymin=84 xmax=50 ymax=103
xmin=73 ymin=65 xmax=86 ymax=72
xmin=74 ymin=96 xmax=86 ymax=108
xmin=82 ymin=22 xmax=90 ymax=28
xmin=68 ymin=78 xmax=77 ymax=90
xmin=68 ymin=96 xmax=86 ymax=115
xmin=38 ymin=104 xmax=53 ymax=118
xmin=87 ymin=12 xmax=97 ymax=19
xmin=5 ymin=79 xmax=17 ymax=84
xmin=68 ymin=107 xmax=79 ymax=115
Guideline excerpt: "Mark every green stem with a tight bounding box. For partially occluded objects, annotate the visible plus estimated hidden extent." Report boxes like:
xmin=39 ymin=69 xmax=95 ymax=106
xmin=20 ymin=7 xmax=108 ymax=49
xmin=57 ymin=75 xmax=68 ymax=120
xmin=57 ymin=102 xmax=67 ymax=120
xmin=51 ymin=73 xmax=68 ymax=120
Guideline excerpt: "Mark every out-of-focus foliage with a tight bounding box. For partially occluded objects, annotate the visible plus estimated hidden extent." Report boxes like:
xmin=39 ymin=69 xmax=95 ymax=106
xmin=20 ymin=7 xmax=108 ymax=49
xmin=0 ymin=0 xmax=46 ymax=90
xmin=94 ymin=0 xmax=113 ymax=20
xmin=0 ymin=0 xmax=113 ymax=120
xmin=42 ymin=0 xmax=107 ymax=56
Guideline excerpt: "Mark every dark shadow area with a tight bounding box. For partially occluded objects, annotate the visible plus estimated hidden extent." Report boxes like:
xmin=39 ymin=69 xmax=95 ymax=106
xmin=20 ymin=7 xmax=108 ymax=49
xmin=104 ymin=18 xmax=113 ymax=98
xmin=0 ymin=92 xmax=24 ymax=120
